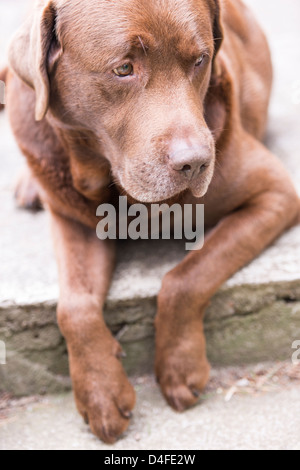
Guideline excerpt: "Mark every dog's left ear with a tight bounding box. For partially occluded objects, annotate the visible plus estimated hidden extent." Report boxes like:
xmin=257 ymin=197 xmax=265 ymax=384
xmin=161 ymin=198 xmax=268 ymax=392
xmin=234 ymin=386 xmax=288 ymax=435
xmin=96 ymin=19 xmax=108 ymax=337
xmin=207 ymin=0 xmax=223 ymax=77
xmin=211 ymin=0 xmax=223 ymax=59
xmin=8 ymin=0 xmax=62 ymax=121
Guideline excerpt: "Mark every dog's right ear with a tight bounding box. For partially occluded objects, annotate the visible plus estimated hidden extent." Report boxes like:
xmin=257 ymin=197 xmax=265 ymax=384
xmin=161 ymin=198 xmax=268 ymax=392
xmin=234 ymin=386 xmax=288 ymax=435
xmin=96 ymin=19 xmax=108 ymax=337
xmin=8 ymin=0 xmax=62 ymax=121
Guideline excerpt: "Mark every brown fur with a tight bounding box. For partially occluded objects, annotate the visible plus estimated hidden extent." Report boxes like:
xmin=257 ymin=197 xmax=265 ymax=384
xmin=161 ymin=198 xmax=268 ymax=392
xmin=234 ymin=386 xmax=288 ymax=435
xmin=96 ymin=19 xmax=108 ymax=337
xmin=0 ymin=67 xmax=7 ymax=82
xmin=5 ymin=0 xmax=300 ymax=443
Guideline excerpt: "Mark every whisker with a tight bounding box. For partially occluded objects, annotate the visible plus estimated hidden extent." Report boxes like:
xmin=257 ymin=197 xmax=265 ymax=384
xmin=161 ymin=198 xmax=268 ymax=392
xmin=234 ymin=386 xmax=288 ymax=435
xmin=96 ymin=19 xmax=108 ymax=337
xmin=138 ymin=36 xmax=148 ymax=56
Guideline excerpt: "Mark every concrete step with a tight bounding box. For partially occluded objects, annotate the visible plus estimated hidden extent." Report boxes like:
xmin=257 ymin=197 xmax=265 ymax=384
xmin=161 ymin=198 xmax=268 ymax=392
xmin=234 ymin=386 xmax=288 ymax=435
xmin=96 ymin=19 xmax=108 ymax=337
xmin=1 ymin=0 xmax=300 ymax=396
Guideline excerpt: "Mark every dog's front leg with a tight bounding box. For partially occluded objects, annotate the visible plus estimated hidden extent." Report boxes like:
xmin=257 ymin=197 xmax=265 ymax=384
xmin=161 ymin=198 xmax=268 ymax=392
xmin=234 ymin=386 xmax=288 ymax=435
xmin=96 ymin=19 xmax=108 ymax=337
xmin=50 ymin=211 xmax=135 ymax=443
xmin=155 ymin=143 xmax=300 ymax=412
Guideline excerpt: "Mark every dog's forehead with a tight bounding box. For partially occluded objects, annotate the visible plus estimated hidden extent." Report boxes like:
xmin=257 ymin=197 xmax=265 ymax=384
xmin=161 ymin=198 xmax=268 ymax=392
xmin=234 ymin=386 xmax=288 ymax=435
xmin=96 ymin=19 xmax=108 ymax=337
xmin=57 ymin=0 xmax=213 ymax=69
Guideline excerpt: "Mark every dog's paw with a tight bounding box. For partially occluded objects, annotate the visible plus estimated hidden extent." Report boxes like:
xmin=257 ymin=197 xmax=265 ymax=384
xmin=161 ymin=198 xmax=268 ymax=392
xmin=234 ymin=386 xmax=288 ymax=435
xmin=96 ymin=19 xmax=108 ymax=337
xmin=70 ymin=352 xmax=136 ymax=444
xmin=155 ymin=330 xmax=210 ymax=412
xmin=14 ymin=166 xmax=43 ymax=211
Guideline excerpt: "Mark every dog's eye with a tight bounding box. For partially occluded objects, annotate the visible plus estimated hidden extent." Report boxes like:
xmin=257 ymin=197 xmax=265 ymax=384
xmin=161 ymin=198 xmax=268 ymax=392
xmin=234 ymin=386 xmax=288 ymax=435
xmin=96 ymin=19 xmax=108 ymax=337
xmin=195 ymin=55 xmax=205 ymax=67
xmin=113 ymin=63 xmax=134 ymax=77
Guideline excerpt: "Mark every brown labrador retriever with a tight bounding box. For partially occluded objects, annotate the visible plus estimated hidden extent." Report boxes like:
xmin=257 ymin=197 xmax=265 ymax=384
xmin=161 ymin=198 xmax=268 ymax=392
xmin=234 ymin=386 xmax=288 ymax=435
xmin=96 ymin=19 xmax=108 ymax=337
xmin=2 ymin=0 xmax=299 ymax=443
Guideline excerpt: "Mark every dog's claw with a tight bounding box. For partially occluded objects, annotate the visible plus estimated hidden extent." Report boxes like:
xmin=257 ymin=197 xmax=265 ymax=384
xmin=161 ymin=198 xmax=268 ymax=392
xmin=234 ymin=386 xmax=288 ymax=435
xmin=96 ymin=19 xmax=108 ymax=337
xmin=117 ymin=350 xmax=127 ymax=359
xmin=121 ymin=410 xmax=132 ymax=419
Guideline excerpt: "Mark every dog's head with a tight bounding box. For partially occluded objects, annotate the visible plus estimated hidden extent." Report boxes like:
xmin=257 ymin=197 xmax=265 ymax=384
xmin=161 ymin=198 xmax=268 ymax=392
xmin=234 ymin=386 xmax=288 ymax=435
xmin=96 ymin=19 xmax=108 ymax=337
xmin=9 ymin=0 xmax=223 ymax=203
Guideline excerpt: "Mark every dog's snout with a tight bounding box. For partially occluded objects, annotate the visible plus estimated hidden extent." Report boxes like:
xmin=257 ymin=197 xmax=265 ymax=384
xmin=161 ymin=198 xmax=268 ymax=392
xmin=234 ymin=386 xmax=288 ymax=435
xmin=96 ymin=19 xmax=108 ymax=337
xmin=168 ymin=145 xmax=212 ymax=181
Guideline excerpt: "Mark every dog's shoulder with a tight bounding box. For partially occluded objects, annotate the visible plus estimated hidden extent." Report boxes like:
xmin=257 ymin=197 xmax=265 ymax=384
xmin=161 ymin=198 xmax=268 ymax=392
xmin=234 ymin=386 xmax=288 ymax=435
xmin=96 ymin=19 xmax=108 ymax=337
xmin=7 ymin=72 xmax=104 ymax=227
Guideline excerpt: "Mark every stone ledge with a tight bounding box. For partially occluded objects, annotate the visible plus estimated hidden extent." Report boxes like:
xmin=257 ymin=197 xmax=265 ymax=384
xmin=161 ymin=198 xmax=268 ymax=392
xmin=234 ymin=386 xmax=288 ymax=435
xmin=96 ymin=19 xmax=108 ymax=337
xmin=1 ymin=273 xmax=300 ymax=396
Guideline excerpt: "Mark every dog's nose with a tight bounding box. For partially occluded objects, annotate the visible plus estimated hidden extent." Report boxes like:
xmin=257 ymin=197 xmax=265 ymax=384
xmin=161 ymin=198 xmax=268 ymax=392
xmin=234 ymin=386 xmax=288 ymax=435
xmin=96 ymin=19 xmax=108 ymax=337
xmin=168 ymin=145 xmax=212 ymax=181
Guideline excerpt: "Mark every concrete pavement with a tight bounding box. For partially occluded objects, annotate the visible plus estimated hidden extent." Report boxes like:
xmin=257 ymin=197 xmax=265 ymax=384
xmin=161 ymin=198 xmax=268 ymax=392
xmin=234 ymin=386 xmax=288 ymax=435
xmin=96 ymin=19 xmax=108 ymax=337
xmin=1 ymin=369 xmax=300 ymax=450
